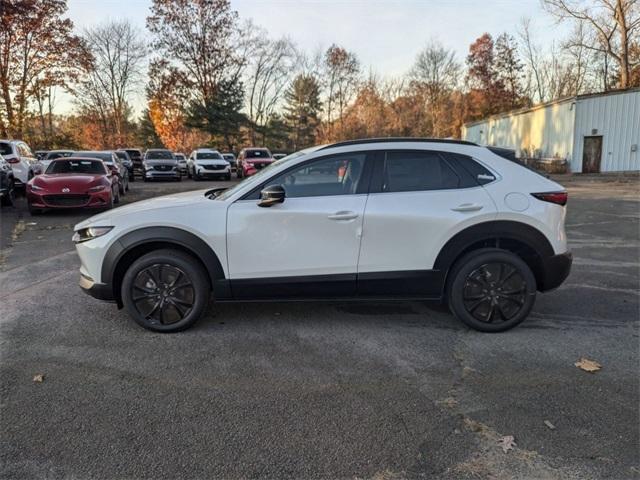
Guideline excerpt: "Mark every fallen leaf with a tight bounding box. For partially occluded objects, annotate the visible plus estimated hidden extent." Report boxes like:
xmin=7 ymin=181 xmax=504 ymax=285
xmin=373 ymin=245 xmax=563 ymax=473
xmin=574 ymin=358 xmax=602 ymax=373
xmin=544 ymin=420 xmax=556 ymax=430
xmin=33 ymin=374 xmax=44 ymax=383
xmin=498 ymin=435 xmax=516 ymax=453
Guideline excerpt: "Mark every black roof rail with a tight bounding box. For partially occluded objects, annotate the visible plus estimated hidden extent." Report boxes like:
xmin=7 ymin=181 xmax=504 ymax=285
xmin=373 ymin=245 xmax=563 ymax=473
xmin=319 ymin=137 xmax=478 ymax=150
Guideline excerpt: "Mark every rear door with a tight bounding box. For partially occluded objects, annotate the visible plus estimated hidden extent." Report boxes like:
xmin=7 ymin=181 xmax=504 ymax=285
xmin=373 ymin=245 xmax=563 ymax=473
xmin=357 ymin=150 xmax=497 ymax=297
xmin=226 ymin=151 xmax=373 ymax=299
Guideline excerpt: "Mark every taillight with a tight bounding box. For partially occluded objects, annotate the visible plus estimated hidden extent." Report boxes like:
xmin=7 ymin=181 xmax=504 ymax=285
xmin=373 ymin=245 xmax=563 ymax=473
xmin=6 ymin=157 xmax=19 ymax=164
xmin=531 ymin=191 xmax=568 ymax=206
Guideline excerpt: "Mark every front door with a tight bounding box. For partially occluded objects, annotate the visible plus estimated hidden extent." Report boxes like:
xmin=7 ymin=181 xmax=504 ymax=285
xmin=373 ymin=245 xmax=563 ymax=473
xmin=582 ymin=136 xmax=602 ymax=173
xmin=226 ymin=152 xmax=371 ymax=299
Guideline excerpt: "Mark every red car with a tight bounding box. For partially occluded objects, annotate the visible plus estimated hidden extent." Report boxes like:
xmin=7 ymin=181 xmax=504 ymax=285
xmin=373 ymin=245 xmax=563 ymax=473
xmin=26 ymin=157 xmax=120 ymax=214
xmin=237 ymin=148 xmax=275 ymax=178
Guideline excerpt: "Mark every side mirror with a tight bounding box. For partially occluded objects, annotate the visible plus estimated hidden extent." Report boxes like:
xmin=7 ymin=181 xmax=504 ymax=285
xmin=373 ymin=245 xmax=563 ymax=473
xmin=258 ymin=184 xmax=285 ymax=208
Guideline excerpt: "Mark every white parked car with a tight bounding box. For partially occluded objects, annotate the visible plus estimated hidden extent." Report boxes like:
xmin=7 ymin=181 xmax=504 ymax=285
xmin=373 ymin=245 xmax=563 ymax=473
xmin=41 ymin=149 xmax=74 ymax=171
xmin=187 ymin=149 xmax=231 ymax=180
xmin=73 ymin=138 xmax=572 ymax=333
xmin=0 ymin=139 xmax=40 ymax=190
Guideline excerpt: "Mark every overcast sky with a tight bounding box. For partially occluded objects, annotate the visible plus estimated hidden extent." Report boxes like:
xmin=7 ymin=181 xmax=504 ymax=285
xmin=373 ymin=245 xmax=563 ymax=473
xmin=63 ymin=0 xmax=568 ymax=114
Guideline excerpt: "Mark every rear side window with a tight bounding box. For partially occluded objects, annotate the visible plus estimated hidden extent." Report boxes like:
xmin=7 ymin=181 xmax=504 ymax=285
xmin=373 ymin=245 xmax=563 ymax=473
xmin=383 ymin=151 xmax=460 ymax=192
xmin=441 ymin=153 xmax=496 ymax=186
xmin=0 ymin=142 xmax=13 ymax=156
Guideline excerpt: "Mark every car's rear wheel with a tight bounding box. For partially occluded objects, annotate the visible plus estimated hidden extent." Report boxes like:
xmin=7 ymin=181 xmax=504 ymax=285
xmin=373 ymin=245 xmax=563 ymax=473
xmin=447 ymin=248 xmax=536 ymax=332
xmin=121 ymin=249 xmax=210 ymax=332
xmin=1 ymin=179 xmax=15 ymax=206
xmin=114 ymin=186 xmax=121 ymax=204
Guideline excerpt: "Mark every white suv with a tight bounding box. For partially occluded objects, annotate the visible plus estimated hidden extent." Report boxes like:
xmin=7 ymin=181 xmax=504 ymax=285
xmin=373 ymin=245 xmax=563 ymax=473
xmin=0 ymin=139 xmax=40 ymax=190
xmin=187 ymin=149 xmax=231 ymax=180
xmin=73 ymin=139 xmax=572 ymax=333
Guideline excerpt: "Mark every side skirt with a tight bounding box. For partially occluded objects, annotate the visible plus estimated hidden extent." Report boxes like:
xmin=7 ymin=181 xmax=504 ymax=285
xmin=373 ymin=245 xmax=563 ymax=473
xmin=223 ymin=270 xmax=445 ymax=302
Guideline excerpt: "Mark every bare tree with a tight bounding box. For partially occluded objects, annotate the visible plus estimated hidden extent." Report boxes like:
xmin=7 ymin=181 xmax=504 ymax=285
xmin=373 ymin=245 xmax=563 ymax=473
xmin=410 ymin=41 xmax=460 ymax=137
xmin=323 ymin=44 xmax=361 ymax=138
xmin=519 ymin=18 xmax=548 ymax=102
xmin=542 ymin=0 xmax=640 ymax=88
xmin=77 ymin=20 xmax=146 ymax=145
xmin=245 ymin=31 xmax=298 ymax=143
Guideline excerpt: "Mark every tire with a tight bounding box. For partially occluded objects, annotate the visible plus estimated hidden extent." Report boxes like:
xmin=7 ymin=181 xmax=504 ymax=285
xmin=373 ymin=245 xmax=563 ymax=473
xmin=446 ymin=248 xmax=536 ymax=332
xmin=187 ymin=168 xmax=192 ymax=179
xmin=1 ymin=179 xmax=15 ymax=206
xmin=224 ymin=174 xmax=231 ymax=181
xmin=121 ymin=249 xmax=210 ymax=333
xmin=125 ymin=177 xmax=129 ymax=192
xmin=129 ymin=171 xmax=135 ymax=182
xmin=114 ymin=186 xmax=121 ymax=204
xmin=28 ymin=201 xmax=41 ymax=215
xmin=176 ymin=175 xmax=182 ymax=182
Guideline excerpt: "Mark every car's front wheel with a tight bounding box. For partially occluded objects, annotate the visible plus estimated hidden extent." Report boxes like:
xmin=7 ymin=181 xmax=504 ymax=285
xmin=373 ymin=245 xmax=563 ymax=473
xmin=1 ymin=179 xmax=15 ymax=206
xmin=447 ymin=248 xmax=536 ymax=332
xmin=121 ymin=249 xmax=210 ymax=332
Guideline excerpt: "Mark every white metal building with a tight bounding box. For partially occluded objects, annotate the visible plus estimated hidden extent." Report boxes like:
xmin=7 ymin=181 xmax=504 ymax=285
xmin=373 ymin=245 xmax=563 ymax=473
xmin=462 ymin=88 xmax=640 ymax=173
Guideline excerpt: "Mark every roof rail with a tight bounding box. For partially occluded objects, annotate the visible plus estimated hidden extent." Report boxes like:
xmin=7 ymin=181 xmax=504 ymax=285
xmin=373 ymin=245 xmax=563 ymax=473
xmin=319 ymin=137 xmax=478 ymax=150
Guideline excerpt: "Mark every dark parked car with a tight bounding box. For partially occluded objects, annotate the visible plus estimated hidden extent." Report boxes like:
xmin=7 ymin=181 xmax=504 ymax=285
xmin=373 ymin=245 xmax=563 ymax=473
xmin=114 ymin=150 xmax=135 ymax=182
xmin=0 ymin=154 xmax=15 ymax=206
xmin=118 ymin=148 xmax=143 ymax=177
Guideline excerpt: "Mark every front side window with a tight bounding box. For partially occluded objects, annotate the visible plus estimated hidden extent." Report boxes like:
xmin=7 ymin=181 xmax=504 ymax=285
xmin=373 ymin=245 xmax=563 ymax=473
xmin=0 ymin=142 xmax=12 ymax=156
xmin=382 ymin=151 xmax=460 ymax=193
xmin=265 ymin=153 xmax=367 ymax=198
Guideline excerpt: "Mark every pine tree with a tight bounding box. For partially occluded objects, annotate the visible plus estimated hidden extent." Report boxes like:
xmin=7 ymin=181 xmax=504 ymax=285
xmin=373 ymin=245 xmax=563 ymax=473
xmin=283 ymin=74 xmax=322 ymax=150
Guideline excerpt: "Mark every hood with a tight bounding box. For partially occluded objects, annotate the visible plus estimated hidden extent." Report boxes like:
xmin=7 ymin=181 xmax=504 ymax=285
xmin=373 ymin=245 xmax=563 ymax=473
xmin=75 ymin=189 xmax=211 ymax=229
xmin=144 ymin=159 xmax=177 ymax=165
xmin=34 ymin=173 xmax=105 ymax=190
xmin=195 ymin=158 xmax=229 ymax=165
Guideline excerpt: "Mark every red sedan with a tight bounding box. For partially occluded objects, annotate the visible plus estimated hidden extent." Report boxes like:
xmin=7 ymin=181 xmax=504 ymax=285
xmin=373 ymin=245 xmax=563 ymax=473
xmin=237 ymin=148 xmax=275 ymax=178
xmin=26 ymin=157 xmax=120 ymax=214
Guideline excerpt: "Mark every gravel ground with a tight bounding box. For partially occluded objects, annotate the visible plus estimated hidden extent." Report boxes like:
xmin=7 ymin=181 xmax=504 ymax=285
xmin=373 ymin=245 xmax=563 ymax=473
xmin=0 ymin=174 xmax=638 ymax=479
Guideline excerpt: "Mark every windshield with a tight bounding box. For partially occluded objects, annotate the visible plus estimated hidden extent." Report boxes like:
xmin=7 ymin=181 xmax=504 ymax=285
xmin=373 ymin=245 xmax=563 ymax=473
xmin=223 ymin=154 xmax=235 ymax=160
xmin=146 ymin=150 xmax=174 ymax=160
xmin=245 ymin=149 xmax=271 ymax=159
xmin=0 ymin=142 xmax=12 ymax=156
xmin=215 ymin=148 xmax=316 ymax=201
xmin=46 ymin=160 xmax=106 ymax=175
xmin=197 ymin=152 xmax=223 ymax=160
xmin=115 ymin=152 xmax=130 ymax=161
xmin=175 ymin=154 xmax=186 ymax=160
xmin=74 ymin=151 xmax=113 ymax=163
xmin=46 ymin=151 xmax=73 ymax=160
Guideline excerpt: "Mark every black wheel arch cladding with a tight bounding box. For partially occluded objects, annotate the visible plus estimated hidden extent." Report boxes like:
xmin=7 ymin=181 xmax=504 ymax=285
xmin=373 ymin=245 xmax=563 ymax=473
xmin=102 ymin=226 xmax=225 ymax=302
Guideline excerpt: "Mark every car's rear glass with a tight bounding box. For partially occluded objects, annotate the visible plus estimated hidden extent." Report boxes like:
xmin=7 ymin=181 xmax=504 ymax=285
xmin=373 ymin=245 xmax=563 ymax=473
xmin=146 ymin=150 xmax=174 ymax=159
xmin=46 ymin=160 xmax=106 ymax=175
xmin=197 ymin=152 xmax=223 ymax=160
xmin=0 ymin=142 xmax=12 ymax=156
xmin=46 ymin=151 xmax=73 ymax=160
xmin=223 ymin=154 xmax=235 ymax=159
xmin=245 ymin=149 xmax=270 ymax=158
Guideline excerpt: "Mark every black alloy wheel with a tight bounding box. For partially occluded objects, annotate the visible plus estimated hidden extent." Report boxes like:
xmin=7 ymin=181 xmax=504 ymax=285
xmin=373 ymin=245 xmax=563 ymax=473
xmin=462 ymin=262 xmax=527 ymax=323
xmin=447 ymin=248 xmax=536 ymax=332
xmin=121 ymin=249 xmax=210 ymax=332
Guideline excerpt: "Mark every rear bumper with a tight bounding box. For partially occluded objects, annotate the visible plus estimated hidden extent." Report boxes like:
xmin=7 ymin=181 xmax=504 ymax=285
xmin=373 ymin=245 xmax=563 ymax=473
xmin=540 ymin=251 xmax=572 ymax=291
xmin=80 ymin=274 xmax=115 ymax=302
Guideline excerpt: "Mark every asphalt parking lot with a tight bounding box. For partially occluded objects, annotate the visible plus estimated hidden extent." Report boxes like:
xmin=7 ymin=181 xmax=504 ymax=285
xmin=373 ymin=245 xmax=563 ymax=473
xmin=1 ymin=175 xmax=638 ymax=479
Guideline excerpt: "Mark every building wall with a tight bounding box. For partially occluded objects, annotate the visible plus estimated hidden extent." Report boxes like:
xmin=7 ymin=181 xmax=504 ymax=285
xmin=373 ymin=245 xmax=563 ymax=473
xmin=462 ymin=99 xmax=576 ymax=161
xmin=572 ymin=90 xmax=640 ymax=173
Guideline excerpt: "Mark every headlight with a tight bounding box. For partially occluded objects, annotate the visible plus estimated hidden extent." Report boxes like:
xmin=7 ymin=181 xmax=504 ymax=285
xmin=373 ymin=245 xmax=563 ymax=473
xmin=144 ymin=163 xmax=153 ymax=170
xmin=88 ymin=185 xmax=106 ymax=193
xmin=72 ymin=226 xmax=113 ymax=243
xmin=30 ymin=184 xmax=44 ymax=191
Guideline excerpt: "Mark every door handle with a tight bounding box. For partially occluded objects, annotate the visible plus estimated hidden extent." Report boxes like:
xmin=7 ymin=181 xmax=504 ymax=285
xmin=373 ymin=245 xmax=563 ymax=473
xmin=451 ymin=203 xmax=483 ymax=212
xmin=328 ymin=211 xmax=359 ymax=221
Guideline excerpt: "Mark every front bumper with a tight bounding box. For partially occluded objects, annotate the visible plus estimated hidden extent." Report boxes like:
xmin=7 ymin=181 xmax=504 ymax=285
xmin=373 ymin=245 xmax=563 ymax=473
xmin=540 ymin=251 xmax=572 ymax=291
xmin=80 ymin=273 xmax=115 ymax=302
xmin=144 ymin=170 xmax=180 ymax=179
xmin=27 ymin=190 xmax=112 ymax=209
xmin=196 ymin=166 xmax=230 ymax=178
